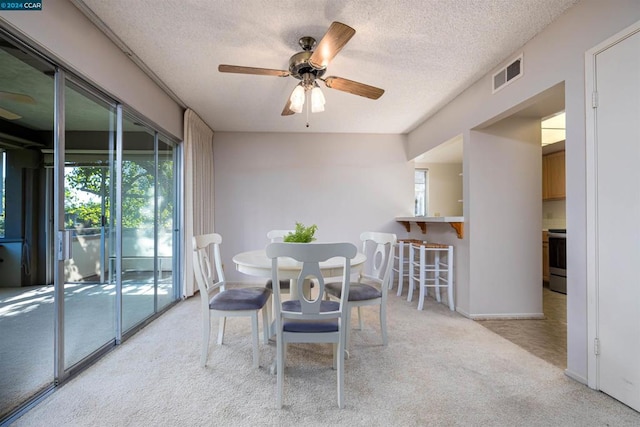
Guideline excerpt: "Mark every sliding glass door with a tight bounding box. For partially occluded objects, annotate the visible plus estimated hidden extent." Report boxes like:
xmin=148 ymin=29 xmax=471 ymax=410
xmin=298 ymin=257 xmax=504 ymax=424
xmin=62 ymin=80 xmax=116 ymax=369
xmin=0 ymin=35 xmax=55 ymax=419
xmin=0 ymin=30 xmax=181 ymax=423
xmin=157 ymin=134 xmax=177 ymax=311
xmin=119 ymin=115 xmax=157 ymax=330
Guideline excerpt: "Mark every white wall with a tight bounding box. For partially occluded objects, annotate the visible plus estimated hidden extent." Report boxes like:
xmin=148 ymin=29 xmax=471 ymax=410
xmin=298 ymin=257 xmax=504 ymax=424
xmin=468 ymin=118 xmax=543 ymax=318
xmin=0 ymin=0 xmax=183 ymax=138
xmin=415 ymin=162 xmax=463 ymax=216
xmin=406 ymin=0 xmax=640 ymax=383
xmin=213 ymin=132 xmax=412 ymax=283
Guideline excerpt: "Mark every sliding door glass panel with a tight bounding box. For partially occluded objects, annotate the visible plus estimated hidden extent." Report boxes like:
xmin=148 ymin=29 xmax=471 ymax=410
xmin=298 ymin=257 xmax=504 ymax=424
xmin=0 ymin=36 xmax=56 ymax=419
xmin=63 ymin=81 xmax=116 ymax=369
xmin=157 ymin=135 xmax=176 ymax=311
xmin=120 ymin=115 xmax=156 ymax=331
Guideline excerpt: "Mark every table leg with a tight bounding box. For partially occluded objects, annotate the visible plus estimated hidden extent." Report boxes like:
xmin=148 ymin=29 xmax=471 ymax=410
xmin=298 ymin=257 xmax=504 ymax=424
xmin=288 ymin=278 xmax=314 ymax=300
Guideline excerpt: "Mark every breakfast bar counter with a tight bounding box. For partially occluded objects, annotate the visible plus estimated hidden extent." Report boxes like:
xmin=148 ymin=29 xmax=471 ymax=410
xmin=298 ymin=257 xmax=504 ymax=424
xmin=395 ymin=216 xmax=464 ymax=238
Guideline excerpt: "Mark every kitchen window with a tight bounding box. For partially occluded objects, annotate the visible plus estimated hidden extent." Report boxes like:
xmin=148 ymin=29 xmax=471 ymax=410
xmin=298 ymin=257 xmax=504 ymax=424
xmin=414 ymin=168 xmax=428 ymax=216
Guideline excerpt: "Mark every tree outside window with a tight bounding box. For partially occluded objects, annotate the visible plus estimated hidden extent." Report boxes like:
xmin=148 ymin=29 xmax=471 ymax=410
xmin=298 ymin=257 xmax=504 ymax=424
xmin=64 ymin=158 xmax=173 ymax=233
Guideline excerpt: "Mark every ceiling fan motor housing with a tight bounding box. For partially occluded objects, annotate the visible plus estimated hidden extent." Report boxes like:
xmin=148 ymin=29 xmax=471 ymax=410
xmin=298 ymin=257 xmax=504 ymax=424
xmin=289 ymin=50 xmax=326 ymax=81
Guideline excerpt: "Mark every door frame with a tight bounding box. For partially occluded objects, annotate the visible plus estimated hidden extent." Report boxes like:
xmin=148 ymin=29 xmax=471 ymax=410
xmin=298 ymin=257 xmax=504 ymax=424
xmin=585 ymin=19 xmax=640 ymax=391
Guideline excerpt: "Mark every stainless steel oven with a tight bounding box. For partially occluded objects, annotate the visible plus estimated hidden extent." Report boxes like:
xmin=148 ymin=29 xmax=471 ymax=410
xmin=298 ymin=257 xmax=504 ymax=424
xmin=548 ymin=229 xmax=566 ymax=294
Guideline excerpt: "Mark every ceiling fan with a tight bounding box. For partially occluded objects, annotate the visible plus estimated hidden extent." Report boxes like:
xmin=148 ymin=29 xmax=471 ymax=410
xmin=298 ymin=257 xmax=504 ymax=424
xmin=0 ymin=90 xmax=36 ymax=120
xmin=218 ymin=22 xmax=384 ymax=118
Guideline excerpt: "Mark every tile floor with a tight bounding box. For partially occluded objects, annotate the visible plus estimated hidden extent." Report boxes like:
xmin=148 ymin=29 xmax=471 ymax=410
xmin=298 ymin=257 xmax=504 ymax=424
xmin=477 ymin=285 xmax=567 ymax=369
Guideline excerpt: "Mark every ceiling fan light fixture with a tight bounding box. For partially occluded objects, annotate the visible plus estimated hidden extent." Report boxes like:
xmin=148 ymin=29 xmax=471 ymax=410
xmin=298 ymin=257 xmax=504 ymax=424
xmin=219 ymin=22 xmax=383 ymax=120
xmin=289 ymin=84 xmax=305 ymax=113
xmin=311 ymin=85 xmax=325 ymax=113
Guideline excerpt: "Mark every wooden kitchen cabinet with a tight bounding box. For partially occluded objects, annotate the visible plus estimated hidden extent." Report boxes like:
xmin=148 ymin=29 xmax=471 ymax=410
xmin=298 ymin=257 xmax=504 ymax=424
xmin=542 ymin=150 xmax=565 ymax=200
xmin=542 ymin=231 xmax=549 ymax=282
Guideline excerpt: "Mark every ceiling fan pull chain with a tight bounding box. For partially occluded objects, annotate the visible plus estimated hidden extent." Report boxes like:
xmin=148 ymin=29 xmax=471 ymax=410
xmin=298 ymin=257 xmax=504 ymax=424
xmin=305 ymin=89 xmax=310 ymax=128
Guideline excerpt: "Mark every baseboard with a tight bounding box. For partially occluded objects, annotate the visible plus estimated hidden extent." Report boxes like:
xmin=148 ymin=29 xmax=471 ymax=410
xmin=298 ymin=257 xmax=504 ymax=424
xmin=456 ymin=307 xmax=471 ymax=318
xmin=468 ymin=312 xmax=545 ymax=320
xmin=564 ymin=369 xmax=588 ymax=385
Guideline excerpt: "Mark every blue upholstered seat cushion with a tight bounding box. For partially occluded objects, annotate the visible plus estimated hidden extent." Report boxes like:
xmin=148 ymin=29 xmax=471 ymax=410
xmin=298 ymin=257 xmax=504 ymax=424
xmin=209 ymin=287 xmax=271 ymax=311
xmin=281 ymin=299 xmax=340 ymax=332
xmin=325 ymin=282 xmax=382 ymax=301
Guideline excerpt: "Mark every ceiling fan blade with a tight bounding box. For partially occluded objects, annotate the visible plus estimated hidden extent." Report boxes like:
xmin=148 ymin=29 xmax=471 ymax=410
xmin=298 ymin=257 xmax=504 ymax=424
xmin=308 ymin=22 xmax=356 ymax=70
xmin=0 ymin=106 xmax=21 ymax=120
xmin=218 ymin=64 xmax=290 ymax=77
xmin=323 ymin=76 xmax=384 ymax=100
xmin=0 ymin=91 xmax=36 ymax=104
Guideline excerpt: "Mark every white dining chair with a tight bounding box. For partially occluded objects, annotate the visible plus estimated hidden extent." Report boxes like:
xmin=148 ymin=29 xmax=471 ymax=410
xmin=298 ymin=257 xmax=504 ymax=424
xmin=266 ymin=241 xmax=357 ymax=409
xmin=266 ymin=229 xmax=293 ymax=241
xmin=264 ymin=230 xmax=294 ymax=295
xmin=324 ymin=232 xmax=397 ymax=348
xmin=192 ymin=233 xmax=271 ymax=368
xmin=265 ymin=229 xmax=315 ymax=300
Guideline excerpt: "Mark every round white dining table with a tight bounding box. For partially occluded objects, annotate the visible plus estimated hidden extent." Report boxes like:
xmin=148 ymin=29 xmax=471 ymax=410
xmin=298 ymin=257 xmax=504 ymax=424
xmin=233 ymin=249 xmax=367 ymax=285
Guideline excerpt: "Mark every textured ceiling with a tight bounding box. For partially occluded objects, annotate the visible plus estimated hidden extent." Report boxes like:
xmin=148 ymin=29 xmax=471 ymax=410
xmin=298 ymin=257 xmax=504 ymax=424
xmin=73 ymin=0 xmax=579 ymax=134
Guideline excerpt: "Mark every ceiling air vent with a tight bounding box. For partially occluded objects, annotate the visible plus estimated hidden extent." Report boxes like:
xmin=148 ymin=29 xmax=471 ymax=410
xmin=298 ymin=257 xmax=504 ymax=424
xmin=492 ymin=54 xmax=523 ymax=93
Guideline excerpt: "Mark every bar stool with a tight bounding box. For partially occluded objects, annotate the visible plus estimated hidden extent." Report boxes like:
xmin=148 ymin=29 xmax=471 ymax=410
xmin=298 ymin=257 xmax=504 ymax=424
xmin=408 ymin=241 xmax=455 ymax=311
xmin=391 ymin=239 xmax=413 ymax=295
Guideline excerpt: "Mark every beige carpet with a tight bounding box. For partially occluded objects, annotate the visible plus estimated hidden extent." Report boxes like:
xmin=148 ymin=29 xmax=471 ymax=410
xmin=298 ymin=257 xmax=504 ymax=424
xmin=13 ymin=288 xmax=640 ymax=426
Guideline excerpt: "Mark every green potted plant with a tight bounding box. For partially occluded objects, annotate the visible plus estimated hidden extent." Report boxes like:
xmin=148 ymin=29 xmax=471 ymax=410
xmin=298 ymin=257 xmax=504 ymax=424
xmin=283 ymin=222 xmax=318 ymax=243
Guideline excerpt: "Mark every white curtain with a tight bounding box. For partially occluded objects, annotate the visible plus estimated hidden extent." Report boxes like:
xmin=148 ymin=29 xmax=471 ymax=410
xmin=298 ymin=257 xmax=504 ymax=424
xmin=182 ymin=109 xmax=215 ymax=297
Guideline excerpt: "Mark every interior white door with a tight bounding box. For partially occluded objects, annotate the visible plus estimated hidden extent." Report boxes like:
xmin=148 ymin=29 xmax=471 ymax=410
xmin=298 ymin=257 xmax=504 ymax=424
xmin=595 ymin=28 xmax=640 ymax=410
